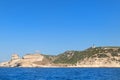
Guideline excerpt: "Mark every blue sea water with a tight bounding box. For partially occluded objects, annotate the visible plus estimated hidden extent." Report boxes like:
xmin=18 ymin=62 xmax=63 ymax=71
xmin=0 ymin=68 xmax=120 ymax=80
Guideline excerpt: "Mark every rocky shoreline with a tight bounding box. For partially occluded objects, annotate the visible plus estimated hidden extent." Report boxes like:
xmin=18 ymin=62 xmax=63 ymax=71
xmin=0 ymin=47 xmax=120 ymax=68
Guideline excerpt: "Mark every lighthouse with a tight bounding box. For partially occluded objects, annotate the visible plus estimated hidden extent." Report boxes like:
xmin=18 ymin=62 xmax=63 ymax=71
xmin=92 ymin=44 xmax=96 ymax=48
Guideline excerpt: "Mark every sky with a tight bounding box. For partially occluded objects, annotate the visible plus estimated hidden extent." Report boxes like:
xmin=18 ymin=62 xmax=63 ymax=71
xmin=0 ymin=0 xmax=120 ymax=61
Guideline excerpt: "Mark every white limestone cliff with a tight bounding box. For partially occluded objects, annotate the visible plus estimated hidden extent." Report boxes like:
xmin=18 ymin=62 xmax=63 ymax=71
xmin=0 ymin=53 xmax=49 ymax=67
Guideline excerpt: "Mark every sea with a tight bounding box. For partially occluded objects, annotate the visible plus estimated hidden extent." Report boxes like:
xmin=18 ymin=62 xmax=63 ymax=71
xmin=0 ymin=68 xmax=120 ymax=80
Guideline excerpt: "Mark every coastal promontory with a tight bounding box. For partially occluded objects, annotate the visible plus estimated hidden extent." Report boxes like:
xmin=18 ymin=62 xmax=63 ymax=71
xmin=0 ymin=46 xmax=120 ymax=67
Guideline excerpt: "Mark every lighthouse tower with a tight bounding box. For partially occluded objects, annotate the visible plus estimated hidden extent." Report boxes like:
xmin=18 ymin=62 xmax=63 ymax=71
xmin=92 ymin=44 xmax=96 ymax=48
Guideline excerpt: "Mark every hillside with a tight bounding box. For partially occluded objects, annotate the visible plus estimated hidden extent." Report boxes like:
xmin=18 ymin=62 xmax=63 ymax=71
xmin=0 ymin=46 xmax=120 ymax=67
xmin=53 ymin=47 xmax=120 ymax=64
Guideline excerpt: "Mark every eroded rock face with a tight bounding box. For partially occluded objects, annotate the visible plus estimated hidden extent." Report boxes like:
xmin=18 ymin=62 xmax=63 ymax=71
xmin=11 ymin=54 xmax=20 ymax=61
xmin=0 ymin=62 xmax=9 ymax=67
xmin=22 ymin=54 xmax=44 ymax=62
xmin=19 ymin=54 xmax=45 ymax=67
xmin=76 ymin=53 xmax=120 ymax=67
xmin=0 ymin=54 xmax=21 ymax=67
xmin=0 ymin=53 xmax=49 ymax=67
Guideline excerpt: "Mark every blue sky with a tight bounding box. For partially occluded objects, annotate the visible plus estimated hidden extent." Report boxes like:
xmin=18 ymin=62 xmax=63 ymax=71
xmin=0 ymin=0 xmax=120 ymax=61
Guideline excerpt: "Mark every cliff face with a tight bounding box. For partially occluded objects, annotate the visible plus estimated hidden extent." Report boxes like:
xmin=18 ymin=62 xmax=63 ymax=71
xmin=77 ymin=53 xmax=120 ymax=67
xmin=0 ymin=54 xmax=21 ymax=67
xmin=0 ymin=54 xmax=51 ymax=67
xmin=0 ymin=47 xmax=120 ymax=67
xmin=84 ymin=47 xmax=120 ymax=67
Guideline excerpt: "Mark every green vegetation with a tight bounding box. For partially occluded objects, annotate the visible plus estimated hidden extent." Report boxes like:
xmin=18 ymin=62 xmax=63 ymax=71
xmin=97 ymin=54 xmax=108 ymax=58
xmin=102 ymin=46 xmax=120 ymax=48
xmin=111 ymin=52 xmax=118 ymax=56
xmin=53 ymin=47 xmax=120 ymax=64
